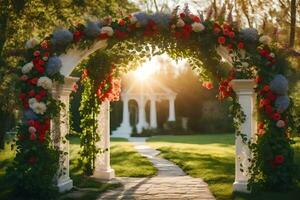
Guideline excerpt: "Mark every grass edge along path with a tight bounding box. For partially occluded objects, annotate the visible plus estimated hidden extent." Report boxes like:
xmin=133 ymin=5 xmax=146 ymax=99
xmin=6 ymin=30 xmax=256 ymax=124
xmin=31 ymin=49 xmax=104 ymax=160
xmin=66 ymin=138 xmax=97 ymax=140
xmin=147 ymin=134 xmax=300 ymax=200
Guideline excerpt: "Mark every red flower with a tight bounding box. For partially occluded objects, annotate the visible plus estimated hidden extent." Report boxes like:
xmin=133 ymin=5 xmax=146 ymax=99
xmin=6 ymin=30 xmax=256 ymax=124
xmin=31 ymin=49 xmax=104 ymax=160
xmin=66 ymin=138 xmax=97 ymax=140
xmin=39 ymin=89 xmax=47 ymax=97
xmin=44 ymin=52 xmax=49 ymax=58
xmin=19 ymin=93 xmax=26 ymax=101
xmin=180 ymin=13 xmax=185 ymax=18
xmin=33 ymin=50 xmax=41 ymax=57
xmin=272 ymin=112 xmax=281 ymax=121
xmin=237 ymin=42 xmax=244 ymax=49
xmin=115 ymin=30 xmax=128 ymax=39
xmin=30 ymin=132 xmax=37 ymax=141
xmin=73 ymin=30 xmax=82 ymax=42
xmin=98 ymin=33 xmax=109 ymax=40
xmin=30 ymin=78 xmax=39 ymax=85
xmin=267 ymin=91 xmax=277 ymax=101
xmin=228 ymin=31 xmax=235 ymax=38
xmin=259 ymin=48 xmax=270 ymax=57
xmin=202 ymin=82 xmax=213 ymax=90
xmin=258 ymin=122 xmax=264 ymax=130
xmin=35 ymin=65 xmax=45 ymax=74
xmin=218 ymin=36 xmax=226 ymax=44
xmin=263 ymin=85 xmax=270 ymax=92
xmin=265 ymin=105 xmax=273 ymax=115
xmin=118 ymin=19 xmax=126 ymax=26
xmin=227 ymin=44 xmax=233 ymax=50
xmin=39 ymin=132 xmax=46 ymax=143
xmin=255 ymin=76 xmax=262 ymax=83
xmin=28 ymin=90 xmax=36 ymax=97
xmin=192 ymin=16 xmax=201 ymax=22
xmin=273 ymin=155 xmax=285 ymax=165
xmin=27 ymin=120 xmax=36 ymax=127
xmin=35 ymin=94 xmax=43 ymax=102
xmin=174 ymin=31 xmax=181 ymax=39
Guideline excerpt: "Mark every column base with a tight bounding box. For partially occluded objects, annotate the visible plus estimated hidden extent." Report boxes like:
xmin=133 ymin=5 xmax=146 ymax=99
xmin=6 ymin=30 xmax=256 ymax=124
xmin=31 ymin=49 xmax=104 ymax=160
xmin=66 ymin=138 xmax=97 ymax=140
xmin=57 ymin=178 xmax=73 ymax=192
xmin=233 ymin=181 xmax=250 ymax=193
xmin=93 ymin=168 xmax=115 ymax=180
xmin=112 ymin=124 xmax=131 ymax=138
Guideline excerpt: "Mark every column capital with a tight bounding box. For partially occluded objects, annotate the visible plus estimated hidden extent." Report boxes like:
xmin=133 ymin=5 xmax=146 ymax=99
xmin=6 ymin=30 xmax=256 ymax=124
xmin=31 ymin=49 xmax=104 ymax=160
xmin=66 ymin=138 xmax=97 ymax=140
xmin=230 ymin=79 xmax=256 ymax=95
xmin=52 ymin=76 xmax=79 ymax=97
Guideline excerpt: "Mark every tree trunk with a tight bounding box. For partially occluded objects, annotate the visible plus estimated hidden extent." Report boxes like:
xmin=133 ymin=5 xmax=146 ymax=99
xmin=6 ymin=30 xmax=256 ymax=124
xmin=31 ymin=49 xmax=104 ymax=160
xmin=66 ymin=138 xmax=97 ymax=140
xmin=289 ymin=0 xmax=297 ymax=48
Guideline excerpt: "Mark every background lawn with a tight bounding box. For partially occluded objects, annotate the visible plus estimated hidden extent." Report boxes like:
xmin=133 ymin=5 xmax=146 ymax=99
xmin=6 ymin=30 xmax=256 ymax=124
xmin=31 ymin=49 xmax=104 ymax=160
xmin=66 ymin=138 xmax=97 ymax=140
xmin=147 ymin=134 xmax=300 ymax=200
xmin=0 ymin=136 xmax=156 ymax=199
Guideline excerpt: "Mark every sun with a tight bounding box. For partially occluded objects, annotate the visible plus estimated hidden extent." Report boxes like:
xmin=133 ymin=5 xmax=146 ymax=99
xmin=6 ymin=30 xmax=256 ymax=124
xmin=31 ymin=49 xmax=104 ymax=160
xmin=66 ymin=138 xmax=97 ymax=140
xmin=134 ymin=60 xmax=156 ymax=81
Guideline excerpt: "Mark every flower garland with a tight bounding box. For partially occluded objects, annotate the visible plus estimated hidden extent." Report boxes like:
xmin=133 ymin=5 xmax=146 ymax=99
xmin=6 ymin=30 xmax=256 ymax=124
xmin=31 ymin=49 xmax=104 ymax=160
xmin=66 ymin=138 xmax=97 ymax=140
xmin=12 ymin=5 xmax=297 ymax=197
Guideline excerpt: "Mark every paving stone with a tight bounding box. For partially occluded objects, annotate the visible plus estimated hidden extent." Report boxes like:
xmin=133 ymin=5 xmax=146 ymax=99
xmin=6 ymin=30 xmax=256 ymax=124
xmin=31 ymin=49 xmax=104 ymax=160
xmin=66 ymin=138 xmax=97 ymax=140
xmin=97 ymin=137 xmax=215 ymax=200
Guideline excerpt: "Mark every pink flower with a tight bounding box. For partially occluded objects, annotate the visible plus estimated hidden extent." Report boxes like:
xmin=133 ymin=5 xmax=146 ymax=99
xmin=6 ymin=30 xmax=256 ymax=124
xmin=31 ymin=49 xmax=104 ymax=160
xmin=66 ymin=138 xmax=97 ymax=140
xmin=33 ymin=50 xmax=41 ymax=57
xmin=28 ymin=126 xmax=37 ymax=134
xmin=276 ymin=120 xmax=285 ymax=128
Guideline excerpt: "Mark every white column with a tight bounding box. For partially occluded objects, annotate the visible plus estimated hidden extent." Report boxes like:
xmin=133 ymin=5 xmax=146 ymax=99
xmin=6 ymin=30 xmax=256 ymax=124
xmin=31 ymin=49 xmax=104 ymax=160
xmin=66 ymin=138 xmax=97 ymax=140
xmin=136 ymin=97 xmax=146 ymax=133
xmin=150 ymin=97 xmax=157 ymax=129
xmin=231 ymin=79 xmax=257 ymax=193
xmin=51 ymin=76 xmax=79 ymax=192
xmin=93 ymin=100 xmax=115 ymax=180
xmin=168 ymin=96 xmax=176 ymax=121
xmin=121 ymin=96 xmax=130 ymax=127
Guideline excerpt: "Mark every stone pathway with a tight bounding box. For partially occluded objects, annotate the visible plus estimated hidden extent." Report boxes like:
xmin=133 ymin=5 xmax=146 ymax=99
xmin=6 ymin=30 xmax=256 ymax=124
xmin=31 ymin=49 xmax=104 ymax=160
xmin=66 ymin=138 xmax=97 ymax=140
xmin=97 ymin=137 xmax=215 ymax=200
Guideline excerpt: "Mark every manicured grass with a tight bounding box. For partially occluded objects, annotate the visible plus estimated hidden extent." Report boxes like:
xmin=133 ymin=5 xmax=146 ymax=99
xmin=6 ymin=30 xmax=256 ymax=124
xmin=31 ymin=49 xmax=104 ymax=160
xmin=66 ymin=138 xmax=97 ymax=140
xmin=0 ymin=135 xmax=156 ymax=199
xmin=147 ymin=134 xmax=300 ymax=200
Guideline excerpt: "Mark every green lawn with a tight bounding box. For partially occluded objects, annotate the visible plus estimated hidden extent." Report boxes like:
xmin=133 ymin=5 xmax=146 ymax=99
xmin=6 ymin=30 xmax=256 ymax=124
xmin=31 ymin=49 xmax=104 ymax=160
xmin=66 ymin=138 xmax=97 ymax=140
xmin=147 ymin=134 xmax=300 ymax=200
xmin=0 ymin=135 xmax=156 ymax=199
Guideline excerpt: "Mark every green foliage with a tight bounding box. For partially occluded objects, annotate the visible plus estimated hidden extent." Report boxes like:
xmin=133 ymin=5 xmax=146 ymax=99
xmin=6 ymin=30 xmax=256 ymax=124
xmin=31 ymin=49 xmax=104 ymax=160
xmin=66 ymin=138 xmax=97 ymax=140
xmin=79 ymin=77 xmax=100 ymax=175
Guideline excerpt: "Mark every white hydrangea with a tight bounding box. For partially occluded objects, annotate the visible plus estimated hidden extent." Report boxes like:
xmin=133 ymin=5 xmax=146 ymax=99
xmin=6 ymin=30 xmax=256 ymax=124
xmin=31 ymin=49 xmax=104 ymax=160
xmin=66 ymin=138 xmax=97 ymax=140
xmin=37 ymin=76 xmax=52 ymax=90
xmin=176 ymin=19 xmax=185 ymax=28
xmin=191 ymin=22 xmax=205 ymax=32
xmin=21 ymin=62 xmax=34 ymax=74
xmin=28 ymin=98 xmax=37 ymax=108
xmin=25 ymin=38 xmax=39 ymax=49
xmin=31 ymin=102 xmax=47 ymax=115
xmin=130 ymin=16 xmax=138 ymax=24
xmin=259 ymin=35 xmax=272 ymax=45
xmin=101 ymin=26 xmax=114 ymax=36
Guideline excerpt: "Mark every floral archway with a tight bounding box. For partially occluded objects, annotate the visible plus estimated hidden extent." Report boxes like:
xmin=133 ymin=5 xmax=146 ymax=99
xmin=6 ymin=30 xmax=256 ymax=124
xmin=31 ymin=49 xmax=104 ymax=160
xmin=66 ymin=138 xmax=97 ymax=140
xmin=11 ymin=5 xmax=297 ymax=199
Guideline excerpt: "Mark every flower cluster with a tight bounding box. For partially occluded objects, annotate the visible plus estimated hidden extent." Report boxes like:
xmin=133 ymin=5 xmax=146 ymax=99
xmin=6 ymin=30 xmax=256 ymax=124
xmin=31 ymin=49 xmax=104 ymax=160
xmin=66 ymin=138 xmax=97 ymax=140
xmin=96 ymin=72 xmax=121 ymax=102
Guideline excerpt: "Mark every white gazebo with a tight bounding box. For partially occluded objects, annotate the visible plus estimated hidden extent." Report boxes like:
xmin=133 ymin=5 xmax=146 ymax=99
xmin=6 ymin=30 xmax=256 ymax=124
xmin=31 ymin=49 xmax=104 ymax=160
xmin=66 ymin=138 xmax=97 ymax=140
xmin=112 ymin=75 xmax=177 ymax=138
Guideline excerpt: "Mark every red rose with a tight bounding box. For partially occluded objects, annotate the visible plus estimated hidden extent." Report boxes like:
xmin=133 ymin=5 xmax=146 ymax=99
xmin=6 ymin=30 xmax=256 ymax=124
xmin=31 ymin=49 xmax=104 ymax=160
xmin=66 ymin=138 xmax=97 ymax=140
xmin=192 ymin=16 xmax=201 ymax=22
xmin=39 ymin=133 xmax=46 ymax=143
xmin=265 ymin=105 xmax=273 ymax=115
xmin=35 ymin=94 xmax=42 ymax=102
xmin=30 ymin=78 xmax=39 ymax=85
xmin=35 ymin=65 xmax=45 ymax=74
xmin=180 ymin=13 xmax=185 ymax=18
xmin=263 ymin=85 xmax=270 ymax=92
xmin=28 ymin=90 xmax=36 ymax=97
xmin=228 ymin=31 xmax=235 ymax=38
xmin=30 ymin=132 xmax=37 ymax=140
xmin=259 ymin=48 xmax=270 ymax=57
xmin=272 ymin=112 xmax=281 ymax=121
xmin=255 ymin=76 xmax=262 ymax=83
xmin=73 ymin=30 xmax=82 ymax=42
xmin=174 ymin=31 xmax=181 ymax=39
xmin=267 ymin=91 xmax=277 ymax=101
xmin=44 ymin=52 xmax=49 ymax=58
xmin=33 ymin=50 xmax=40 ymax=57
xmin=237 ymin=42 xmax=244 ymax=49
xmin=218 ymin=36 xmax=226 ymax=44
xmin=202 ymin=82 xmax=213 ymax=90
xmin=39 ymin=89 xmax=47 ymax=97
xmin=227 ymin=44 xmax=233 ymax=50
xmin=273 ymin=155 xmax=285 ymax=165
xmin=98 ymin=33 xmax=109 ymax=40
xmin=19 ymin=93 xmax=26 ymax=101
xmin=214 ymin=27 xmax=221 ymax=34
xmin=258 ymin=122 xmax=264 ymax=129
xmin=27 ymin=120 xmax=36 ymax=126
xmin=118 ymin=19 xmax=125 ymax=26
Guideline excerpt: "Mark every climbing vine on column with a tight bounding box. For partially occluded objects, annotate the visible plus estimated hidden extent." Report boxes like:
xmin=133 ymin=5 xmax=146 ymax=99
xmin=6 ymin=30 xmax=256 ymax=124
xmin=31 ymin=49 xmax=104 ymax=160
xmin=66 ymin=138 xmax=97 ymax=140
xmin=79 ymin=51 xmax=121 ymax=175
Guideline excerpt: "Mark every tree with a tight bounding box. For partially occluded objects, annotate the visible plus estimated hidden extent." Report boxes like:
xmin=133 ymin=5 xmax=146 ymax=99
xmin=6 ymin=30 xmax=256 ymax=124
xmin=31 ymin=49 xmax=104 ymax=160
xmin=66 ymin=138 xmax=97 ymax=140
xmin=0 ymin=0 xmax=138 ymax=148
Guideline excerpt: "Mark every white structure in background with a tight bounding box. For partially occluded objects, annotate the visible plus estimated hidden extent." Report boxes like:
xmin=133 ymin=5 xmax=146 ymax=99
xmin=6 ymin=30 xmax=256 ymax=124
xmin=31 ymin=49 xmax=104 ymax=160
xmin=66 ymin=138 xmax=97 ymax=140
xmin=112 ymin=75 xmax=177 ymax=138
